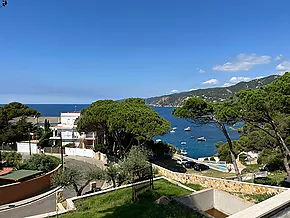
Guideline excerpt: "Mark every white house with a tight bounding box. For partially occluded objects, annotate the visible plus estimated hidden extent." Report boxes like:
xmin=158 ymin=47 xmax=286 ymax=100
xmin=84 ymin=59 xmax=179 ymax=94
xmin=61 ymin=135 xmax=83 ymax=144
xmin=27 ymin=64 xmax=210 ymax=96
xmin=50 ymin=112 xmax=96 ymax=147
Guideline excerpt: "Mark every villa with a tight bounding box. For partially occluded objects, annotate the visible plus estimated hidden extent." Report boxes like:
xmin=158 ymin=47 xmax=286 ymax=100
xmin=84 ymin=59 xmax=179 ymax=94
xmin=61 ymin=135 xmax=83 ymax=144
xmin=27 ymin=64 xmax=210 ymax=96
xmin=49 ymin=112 xmax=97 ymax=148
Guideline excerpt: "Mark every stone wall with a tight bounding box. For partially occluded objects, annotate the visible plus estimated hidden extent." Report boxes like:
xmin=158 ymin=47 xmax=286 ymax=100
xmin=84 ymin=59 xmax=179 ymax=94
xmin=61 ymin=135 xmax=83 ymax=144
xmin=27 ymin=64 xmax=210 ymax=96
xmin=153 ymin=164 xmax=287 ymax=195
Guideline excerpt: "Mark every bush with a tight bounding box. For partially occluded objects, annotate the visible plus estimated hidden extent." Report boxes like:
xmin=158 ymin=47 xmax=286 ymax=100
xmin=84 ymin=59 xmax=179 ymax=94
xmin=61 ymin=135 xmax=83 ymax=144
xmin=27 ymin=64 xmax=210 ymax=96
xmin=145 ymin=140 xmax=170 ymax=158
xmin=210 ymin=157 xmax=215 ymax=162
xmin=254 ymin=177 xmax=277 ymax=186
xmin=94 ymin=144 xmax=107 ymax=153
xmin=2 ymin=151 xmax=22 ymax=168
xmin=21 ymin=154 xmax=61 ymax=173
xmin=258 ymin=149 xmax=284 ymax=172
xmin=64 ymin=143 xmax=75 ymax=148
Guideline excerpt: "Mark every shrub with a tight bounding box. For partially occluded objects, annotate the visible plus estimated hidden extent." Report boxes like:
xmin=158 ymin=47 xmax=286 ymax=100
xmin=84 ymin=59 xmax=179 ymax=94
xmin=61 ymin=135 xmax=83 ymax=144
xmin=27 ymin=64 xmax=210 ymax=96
xmin=94 ymin=144 xmax=107 ymax=153
xmin=210 ymin=157 xmax=215 ymax=162
xmin=64 ymin=143 xmax=75 ymax=148
xmin=146 ymin=140 xmax=170 ymax=158
xmin=258 ymin=149 xmax=284 ymax=172
xmin=21 ymin=154 xmax=61 ymax=173
xmin=254 ymin=177 xmax=277 ymax=186
xmin=2 ymin=151 xmax=22 ymax=168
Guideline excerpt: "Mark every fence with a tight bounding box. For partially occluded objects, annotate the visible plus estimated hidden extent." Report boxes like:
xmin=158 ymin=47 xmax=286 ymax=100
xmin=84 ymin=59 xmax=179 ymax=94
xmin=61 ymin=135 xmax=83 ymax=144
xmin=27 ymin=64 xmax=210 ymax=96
xmin=0 ymin=145 xmax=16 ymax=151
xmin=43 ymin=147 xmax=62 ymax=154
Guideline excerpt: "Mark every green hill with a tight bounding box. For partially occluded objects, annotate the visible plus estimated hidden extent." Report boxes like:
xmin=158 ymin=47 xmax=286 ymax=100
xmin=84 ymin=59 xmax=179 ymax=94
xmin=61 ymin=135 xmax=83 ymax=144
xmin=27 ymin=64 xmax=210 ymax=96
xmin=145 ymin=75 xmax=280 ymax=107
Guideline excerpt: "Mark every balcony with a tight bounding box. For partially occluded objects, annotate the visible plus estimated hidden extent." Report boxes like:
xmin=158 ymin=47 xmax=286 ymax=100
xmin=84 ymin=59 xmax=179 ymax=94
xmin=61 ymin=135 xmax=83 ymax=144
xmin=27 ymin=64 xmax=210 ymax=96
xmin=83 ymin=133 xmax=96 ymax=139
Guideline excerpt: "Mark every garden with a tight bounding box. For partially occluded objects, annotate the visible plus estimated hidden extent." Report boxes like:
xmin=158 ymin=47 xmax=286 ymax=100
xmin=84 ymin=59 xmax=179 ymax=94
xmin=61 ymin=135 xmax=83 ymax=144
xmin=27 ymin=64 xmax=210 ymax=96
xmin=61 ymin=179 xmax=205 ymax=218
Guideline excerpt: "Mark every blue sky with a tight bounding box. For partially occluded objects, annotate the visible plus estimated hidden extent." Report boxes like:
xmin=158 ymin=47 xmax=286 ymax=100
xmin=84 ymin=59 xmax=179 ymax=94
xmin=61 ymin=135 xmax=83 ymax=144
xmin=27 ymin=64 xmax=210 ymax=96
xmin=0 ymin=0 xmax=290 ymax=103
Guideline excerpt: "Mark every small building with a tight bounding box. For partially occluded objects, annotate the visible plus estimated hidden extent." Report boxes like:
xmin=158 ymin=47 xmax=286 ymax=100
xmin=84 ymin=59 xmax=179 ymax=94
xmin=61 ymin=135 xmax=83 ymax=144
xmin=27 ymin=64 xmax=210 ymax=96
xmin=0 ymin=170 xmax=42 ymax=186
xmin=17 ymin=141 xmax=39 ymax=154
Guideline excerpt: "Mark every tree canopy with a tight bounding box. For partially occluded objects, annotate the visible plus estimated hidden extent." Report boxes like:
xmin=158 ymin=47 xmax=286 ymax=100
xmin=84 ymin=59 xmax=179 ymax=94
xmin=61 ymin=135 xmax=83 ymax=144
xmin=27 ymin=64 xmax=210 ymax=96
xmin=77 ymin=99 xmax=170 ymax=157
xmin=173 ymin=97 xmax=242 ymax=180
xmin=0 ymin=102 xmax=40 ymax=145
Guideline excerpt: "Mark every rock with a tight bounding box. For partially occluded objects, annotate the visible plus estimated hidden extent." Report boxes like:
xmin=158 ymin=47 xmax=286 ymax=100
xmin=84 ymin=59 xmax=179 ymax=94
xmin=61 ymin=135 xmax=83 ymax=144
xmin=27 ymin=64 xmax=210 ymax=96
xmin=155 ymin=196 xmax=171 ymax=205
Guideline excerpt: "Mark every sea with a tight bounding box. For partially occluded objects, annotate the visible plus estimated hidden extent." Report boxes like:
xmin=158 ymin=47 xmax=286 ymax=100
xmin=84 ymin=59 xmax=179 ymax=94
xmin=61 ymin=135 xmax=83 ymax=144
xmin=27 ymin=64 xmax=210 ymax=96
xmin=3 ymin=104 xmax=240 ymax=159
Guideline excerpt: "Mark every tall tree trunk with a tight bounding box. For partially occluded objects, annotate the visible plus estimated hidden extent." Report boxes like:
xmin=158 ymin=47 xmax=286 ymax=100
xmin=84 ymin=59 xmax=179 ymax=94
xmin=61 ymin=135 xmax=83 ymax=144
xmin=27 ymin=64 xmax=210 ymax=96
xmin=213 ymin=117 xmax=242 ymax=181
xmin=280 ymin=145 xmax=290 ymax=181
xmin=269 ymin=120 xmax=290 ymax=156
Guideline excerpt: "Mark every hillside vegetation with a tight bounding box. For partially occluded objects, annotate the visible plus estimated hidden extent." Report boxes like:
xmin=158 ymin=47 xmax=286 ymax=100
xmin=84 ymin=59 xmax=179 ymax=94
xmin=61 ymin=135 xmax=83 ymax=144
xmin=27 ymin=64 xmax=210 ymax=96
xmin=145 ymin=75 xmax=279 ymax=106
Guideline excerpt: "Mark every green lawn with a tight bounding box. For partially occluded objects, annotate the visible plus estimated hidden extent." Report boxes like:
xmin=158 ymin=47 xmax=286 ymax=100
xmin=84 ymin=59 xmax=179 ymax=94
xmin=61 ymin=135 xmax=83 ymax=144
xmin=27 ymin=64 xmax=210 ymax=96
xmin=61 ymin=180 xmax=205 ymax=218
xmin=229 ymin=192 xmax=275 ymax=204
xmin=184 ymin=183 xmax=204 ymax=191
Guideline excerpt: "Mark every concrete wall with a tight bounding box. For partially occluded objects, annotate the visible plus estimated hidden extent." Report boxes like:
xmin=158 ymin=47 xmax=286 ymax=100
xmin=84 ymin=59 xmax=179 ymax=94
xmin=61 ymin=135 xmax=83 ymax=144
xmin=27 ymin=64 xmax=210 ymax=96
xmin=177 ymin=189 xmax=214 ymax=211
xmin=65 ymin=147 xmax=95 ymax=158
xmin=17 ymin=142 xmax=38 ymax=154
xmin=0 ymin=165 xmax=61 ymax=205
xmin=153 ymin=163 xmax=287 ymax=195
xmin=214 ymin=189 xmax=253 ymax=215
xmin=176 ymin=188 xmax=253 ymax=216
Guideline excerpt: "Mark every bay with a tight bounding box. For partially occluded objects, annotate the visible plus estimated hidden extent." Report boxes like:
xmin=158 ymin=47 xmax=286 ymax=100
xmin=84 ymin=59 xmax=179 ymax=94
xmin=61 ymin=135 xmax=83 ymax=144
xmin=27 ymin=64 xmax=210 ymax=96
xmin=2 ymin=104 xmax=240 ymax=159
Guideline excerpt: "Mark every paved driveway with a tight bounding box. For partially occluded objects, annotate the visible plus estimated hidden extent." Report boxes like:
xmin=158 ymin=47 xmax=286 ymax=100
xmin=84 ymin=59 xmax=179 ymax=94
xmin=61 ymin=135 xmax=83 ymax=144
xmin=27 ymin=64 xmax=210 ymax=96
xmin=0 ymin=156 xmax=105 ymax=218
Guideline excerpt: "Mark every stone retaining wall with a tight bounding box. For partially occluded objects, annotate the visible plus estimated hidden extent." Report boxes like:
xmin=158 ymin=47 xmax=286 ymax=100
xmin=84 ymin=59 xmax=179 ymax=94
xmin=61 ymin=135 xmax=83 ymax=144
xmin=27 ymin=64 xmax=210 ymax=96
xmin=153 ymin=164 xmax=287 ymax=195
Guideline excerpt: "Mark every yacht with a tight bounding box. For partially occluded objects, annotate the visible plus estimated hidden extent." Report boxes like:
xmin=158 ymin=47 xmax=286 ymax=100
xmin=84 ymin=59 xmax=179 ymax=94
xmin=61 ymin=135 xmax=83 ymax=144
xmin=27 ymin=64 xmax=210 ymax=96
xmin=172 ymin=127 xmax=177 ymax=130
xmin=170 ymin=129 xmax=175 ymax=133
xmin=180 ymin=149 xmax=188 ymax=156
xmin=184 ymin=127 xmax=191 ymax=131
xmin=197 ymin=137 xmax=206 ymax=142
xmin=156 ymin=139 xmax=162 ymax=143
xmin=181 ymin=141 xmax=187 ymax=145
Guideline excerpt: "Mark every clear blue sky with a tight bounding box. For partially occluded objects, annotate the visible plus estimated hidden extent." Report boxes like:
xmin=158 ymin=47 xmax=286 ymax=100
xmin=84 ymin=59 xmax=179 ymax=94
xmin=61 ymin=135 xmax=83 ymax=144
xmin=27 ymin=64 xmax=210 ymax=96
xmin=1 ymin=0 xmax=289 ymax=103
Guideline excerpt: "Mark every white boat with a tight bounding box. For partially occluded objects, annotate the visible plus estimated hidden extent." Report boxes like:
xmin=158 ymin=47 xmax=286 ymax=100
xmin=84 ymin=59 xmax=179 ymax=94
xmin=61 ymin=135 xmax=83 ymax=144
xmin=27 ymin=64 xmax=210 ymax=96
xmin=181 ymin=141 xmax=187 ymax=145
xmin=184 ymin=127 xmax=191 ymax=131
xmin=170 ymin=129 xmax=175 ymax=133
xmin=156 ymin=139 xmax=162 ymax=143
xmin=172 ymin=127 xmax=177 ymax=130
xmin=197 ymin=137 xmax=206 ymax=141
xmin=180 ymin=149 xmax=188 ymax=156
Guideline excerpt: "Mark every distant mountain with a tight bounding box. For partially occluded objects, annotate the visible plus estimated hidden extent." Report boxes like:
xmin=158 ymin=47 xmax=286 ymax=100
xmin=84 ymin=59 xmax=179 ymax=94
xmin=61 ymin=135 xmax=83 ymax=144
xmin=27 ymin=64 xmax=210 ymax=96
xmin=146 ymin=75 xmax=280 ymax=107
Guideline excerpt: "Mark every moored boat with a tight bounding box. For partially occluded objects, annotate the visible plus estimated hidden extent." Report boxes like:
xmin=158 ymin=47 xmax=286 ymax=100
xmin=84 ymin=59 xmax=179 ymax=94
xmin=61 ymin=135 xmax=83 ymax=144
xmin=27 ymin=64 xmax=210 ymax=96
xmin=184 ymin=127 xmax=191 ymax=131
xmin=197 ymin=137 xmax=206 ymax=141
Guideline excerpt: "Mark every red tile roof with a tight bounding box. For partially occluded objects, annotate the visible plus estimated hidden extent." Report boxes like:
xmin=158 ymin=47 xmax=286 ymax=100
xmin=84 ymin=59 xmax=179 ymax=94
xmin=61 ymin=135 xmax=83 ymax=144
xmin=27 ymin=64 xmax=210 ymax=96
xmin=0 ymin=167 xmax=13 ymax=176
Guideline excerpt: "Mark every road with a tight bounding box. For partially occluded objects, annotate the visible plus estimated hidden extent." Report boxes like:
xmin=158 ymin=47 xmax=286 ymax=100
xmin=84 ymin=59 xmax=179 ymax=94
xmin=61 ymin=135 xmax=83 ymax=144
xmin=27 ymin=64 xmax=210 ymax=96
xmin=0 ymin=156 xmax=105 ymax=218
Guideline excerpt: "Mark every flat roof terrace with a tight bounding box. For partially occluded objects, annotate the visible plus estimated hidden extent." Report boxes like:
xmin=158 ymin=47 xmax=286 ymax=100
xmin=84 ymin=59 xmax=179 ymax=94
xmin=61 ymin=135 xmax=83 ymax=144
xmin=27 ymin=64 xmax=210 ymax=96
xmin=0 ymin=170 xmax=42 ymax=182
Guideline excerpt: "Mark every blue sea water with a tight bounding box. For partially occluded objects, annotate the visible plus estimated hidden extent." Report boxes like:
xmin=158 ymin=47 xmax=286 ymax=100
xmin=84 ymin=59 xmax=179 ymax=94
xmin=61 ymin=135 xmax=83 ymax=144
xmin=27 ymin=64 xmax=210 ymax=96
xmin=153 ymin=107 xmax=240 ymax=159
xmin=1 ymin=104 xmax=240 ymax=159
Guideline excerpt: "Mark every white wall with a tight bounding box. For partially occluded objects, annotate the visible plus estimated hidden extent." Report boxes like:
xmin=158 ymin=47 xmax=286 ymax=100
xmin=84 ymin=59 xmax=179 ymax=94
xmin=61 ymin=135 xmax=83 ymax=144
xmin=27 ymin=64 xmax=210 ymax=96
xmin=60 ymin=113 xmax=80 ymax=126
xmin=176 ymin=189 xmax=214 ymax=211
xmin=214 ymin=189 xmax=253 ymax=215
xmin=17 ymin=142 xmax=38 ymax=154
xmin=65 ymin=147 xmax=95 ymax=158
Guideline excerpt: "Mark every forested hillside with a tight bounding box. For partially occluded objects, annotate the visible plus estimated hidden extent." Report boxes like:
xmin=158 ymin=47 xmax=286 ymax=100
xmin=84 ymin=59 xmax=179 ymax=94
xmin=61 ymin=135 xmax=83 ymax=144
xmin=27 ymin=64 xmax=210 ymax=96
xmin=146 ymin=75 xmax=280 ymax=107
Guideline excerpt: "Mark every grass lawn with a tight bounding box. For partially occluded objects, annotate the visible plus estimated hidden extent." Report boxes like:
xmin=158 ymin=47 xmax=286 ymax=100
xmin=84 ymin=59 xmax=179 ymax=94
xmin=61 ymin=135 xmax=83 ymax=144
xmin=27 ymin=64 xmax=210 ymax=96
xmin=229 ymin=192 xmax=275 ymax=204
xmin=61 ymin=180 xmax=205 ymax=218
xmin=184 ymin=183 xmax=204 ymax=191
xmin=154 ymin=158 xmax=235 ymax=178
xmin=268 ymin=171 xmax=288 ymax=185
